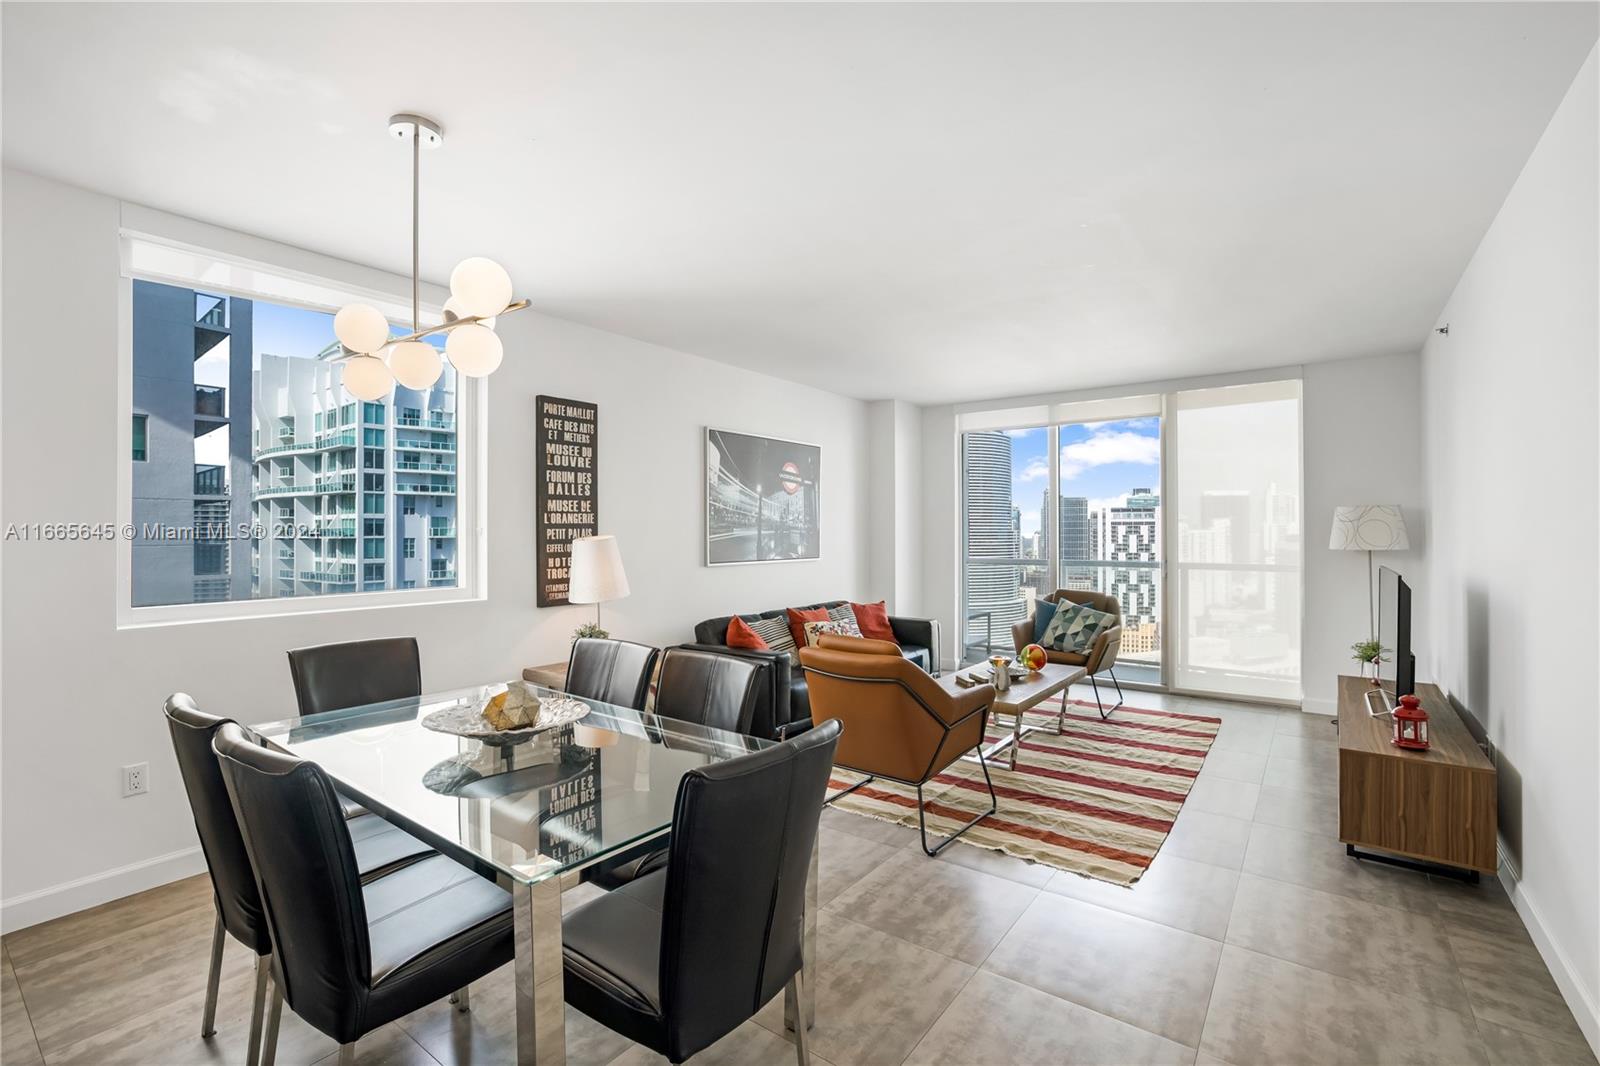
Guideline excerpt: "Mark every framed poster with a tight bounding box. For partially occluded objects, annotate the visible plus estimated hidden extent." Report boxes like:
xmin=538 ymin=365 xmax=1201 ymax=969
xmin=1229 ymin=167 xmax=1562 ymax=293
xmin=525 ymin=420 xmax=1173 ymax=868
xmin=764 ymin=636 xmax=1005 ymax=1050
xmin=704 ymin=427 xmax=820 ymax=565
xmin=536 ymin=396 xmax=598 ymax=606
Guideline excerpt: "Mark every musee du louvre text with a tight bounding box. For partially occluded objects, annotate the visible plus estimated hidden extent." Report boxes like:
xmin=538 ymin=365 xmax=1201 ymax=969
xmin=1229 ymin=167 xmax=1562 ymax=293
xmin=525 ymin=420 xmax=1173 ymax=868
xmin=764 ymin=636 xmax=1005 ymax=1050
xmin=536 ymin=396 xmax=598 ymax=606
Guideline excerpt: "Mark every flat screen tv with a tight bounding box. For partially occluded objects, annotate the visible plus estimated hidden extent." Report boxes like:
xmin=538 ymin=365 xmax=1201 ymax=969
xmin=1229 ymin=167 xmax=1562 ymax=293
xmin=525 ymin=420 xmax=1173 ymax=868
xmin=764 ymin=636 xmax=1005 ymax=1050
xmin=1377 ymin=565 xmax=1414 ymax=698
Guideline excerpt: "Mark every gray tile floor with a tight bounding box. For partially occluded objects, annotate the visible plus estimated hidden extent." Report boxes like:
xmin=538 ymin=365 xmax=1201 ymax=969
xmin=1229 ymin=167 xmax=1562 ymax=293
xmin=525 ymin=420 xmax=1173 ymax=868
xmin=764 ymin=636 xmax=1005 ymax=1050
xmin=2 ymin=687 xmax=1593 ymax=1065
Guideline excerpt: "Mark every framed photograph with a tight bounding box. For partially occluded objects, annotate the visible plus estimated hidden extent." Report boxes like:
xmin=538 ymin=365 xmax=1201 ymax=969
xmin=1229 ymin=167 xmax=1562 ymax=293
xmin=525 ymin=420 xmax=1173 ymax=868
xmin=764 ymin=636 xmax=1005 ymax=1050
xmin=705 ymin=427 xmax=820 ymax=565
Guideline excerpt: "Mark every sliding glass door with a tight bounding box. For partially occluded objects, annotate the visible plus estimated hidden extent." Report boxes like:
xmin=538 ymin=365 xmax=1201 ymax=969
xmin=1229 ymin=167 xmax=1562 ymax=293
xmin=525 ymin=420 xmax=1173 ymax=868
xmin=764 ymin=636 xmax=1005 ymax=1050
xmin=959 ymin=382 xmax=1303 ymax=703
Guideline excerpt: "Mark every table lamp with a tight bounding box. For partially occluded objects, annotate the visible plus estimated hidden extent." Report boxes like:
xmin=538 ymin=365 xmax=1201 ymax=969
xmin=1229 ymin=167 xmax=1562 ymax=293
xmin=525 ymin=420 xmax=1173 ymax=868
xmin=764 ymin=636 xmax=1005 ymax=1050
xmin=568 ymin=534 xmax=630 ymax=635
xmin=1328 ymin=505 xmax=1410 ymax=637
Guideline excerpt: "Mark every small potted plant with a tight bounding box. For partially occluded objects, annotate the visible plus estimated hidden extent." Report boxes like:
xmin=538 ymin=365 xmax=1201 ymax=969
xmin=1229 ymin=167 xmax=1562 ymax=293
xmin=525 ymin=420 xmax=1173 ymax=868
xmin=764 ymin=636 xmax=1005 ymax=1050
xmin=1350 ymin=639 xmax=1390 ymax=684
xmin=573 ymin=621 xmax=609 ymax=643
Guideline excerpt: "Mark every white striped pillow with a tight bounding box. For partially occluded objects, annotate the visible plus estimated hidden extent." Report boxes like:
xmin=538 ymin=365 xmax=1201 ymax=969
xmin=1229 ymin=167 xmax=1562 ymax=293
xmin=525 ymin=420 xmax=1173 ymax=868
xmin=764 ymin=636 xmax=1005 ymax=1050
xmin=746 ymin=615 xmax=798 ymax=660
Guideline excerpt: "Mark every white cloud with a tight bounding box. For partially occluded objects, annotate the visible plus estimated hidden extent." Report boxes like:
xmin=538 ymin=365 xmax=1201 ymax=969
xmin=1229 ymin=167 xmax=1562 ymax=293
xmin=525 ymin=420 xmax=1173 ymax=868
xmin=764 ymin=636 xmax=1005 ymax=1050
xmin=1060 ymin=429 xmax=1159 ymax=479
xmin=1015 ymin=457 xmax=1049 ymax=483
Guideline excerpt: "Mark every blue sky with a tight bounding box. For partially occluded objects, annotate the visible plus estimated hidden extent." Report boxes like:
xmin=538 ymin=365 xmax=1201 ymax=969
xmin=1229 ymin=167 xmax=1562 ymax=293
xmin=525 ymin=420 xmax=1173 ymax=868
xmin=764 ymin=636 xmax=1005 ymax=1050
xmin=1009 ymin=417 xmax=1160 ymax=537
xmin=251 ymin=300 xmax=443 ymax=368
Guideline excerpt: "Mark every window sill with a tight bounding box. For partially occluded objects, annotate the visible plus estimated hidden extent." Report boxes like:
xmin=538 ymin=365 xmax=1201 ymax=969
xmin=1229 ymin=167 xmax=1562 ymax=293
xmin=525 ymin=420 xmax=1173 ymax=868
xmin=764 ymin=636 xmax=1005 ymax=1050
xmin=115 ymin=583 xmax=485 ymax=631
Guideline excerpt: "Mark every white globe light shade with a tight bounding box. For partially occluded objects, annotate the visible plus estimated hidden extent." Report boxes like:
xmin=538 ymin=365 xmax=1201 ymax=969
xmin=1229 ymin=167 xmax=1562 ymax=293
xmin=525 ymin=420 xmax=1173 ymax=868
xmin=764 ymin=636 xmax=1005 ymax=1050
xmin=342 ymin=354 xmax=393 ymax=401
xmin=446 ymin=323 xmax=504 ymax=377
xmin=333 ymin=304 xmax=390 ymax=354
xmin=389 ymin=340 xmax=444 ymax=390
xmin=449 ymin=257 xmax=513 ymax=319
xmin=444 ymin=296 xmax=496 ymax=331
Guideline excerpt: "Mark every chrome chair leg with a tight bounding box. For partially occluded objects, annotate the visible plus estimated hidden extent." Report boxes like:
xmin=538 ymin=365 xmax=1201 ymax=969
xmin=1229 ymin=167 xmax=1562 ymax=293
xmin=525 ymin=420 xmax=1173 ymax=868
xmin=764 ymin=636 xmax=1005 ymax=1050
xmin=914 ymin=746 xmax=997 ymax=856
xmin=245 ymin=954 xmax=271 ymax=1066
xmin=260 ymin=976 xmax=284 ymax=1066
xmin=199 ymin=908 xmax=225 ymax=1038
xmin=338 ymin=1043 xmax=356 ymax=1066
xmin=453 ymin=985 xmax=471 ymax=1013
xmin=788 ymin=972 xmax=810 ymax=1066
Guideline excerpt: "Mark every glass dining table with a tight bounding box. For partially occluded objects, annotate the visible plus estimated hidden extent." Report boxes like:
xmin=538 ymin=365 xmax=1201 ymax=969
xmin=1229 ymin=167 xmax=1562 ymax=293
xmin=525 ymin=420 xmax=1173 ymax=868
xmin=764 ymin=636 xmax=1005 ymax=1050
xmin=256 ymin=679 xmax=818 ymax=1065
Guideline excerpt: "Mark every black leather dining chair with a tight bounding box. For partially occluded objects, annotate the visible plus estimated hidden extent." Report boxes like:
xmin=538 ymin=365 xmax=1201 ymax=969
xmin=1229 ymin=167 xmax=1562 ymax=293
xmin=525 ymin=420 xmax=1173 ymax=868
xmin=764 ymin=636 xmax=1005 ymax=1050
xmin=212 ymin=721 xmax=516 ymax=1066
xmin=587 ymin=647 xmax=766 ymax=889
xmin=563 ymin=718 xmax=841 ymax=1066
xmin=286 ymin=637 xmax=422 ymax=717
xmin=654 ymin=646 xmax=764 ymax=734
xmin=564 ymin=637 xmax=660 ymax=710
xmin=163 ymin=695 xmax=435 ymax=1066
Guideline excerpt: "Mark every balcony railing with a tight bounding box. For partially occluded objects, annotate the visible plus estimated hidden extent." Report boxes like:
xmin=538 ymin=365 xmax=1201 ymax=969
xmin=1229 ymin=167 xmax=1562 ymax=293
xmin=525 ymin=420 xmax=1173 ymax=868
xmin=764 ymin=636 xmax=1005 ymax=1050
xmin=395 ymin=437 xmax=454 ymax=452
xmin=194 ymin=385 xmax=227 ymax=418
xmin=429 ymin=522 xmax=455 ymax=538
xmin=396 ymin=480 xmax=455 ymax=495
xmin=395 ymin=460 xmax=456 ymax=472
xmin=252 ymin=482 xmax=315 ymax=498
xmin=194 ymin=464 xmax=227 ymax=496
xmin=396 ymin=412 xmax=455 ymax=429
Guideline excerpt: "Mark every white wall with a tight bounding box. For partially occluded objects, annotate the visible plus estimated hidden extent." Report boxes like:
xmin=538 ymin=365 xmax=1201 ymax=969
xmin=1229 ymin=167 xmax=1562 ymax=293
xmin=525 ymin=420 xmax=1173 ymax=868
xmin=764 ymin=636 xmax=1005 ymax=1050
xmin=1420 ymin=45 xmax=1599 ymax=1052
xmin=916 ymin=359 xmax=1426 ymax=700
xmin=0 ymin=168 xmax=871 ymax=929
xmin=1301 ymin=352 xmax=1425 ymax=715
xmin=866 ymin=399 xmax=925 ymax=615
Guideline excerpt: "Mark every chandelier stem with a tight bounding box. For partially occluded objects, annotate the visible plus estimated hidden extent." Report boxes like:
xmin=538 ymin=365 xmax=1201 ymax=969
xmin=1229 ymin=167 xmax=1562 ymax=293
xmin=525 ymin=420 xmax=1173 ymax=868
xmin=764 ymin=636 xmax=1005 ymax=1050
xmin=411 ymin=121 xmax=420 ymax=334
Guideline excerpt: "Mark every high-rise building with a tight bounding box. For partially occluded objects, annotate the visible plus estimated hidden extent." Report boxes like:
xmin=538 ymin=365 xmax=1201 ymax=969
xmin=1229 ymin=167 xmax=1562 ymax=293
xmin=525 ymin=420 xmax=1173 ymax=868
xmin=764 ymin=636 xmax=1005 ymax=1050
xmin=252 ymin=352 xmax=457 ymax=598
xmin=1059 ymin=495 xmax=1093 ymax=589
xmin=1096 ymin=488 xmax=1160 ymax=637
xmin=131 ymin=282 xmax=254 ymax=606
xmin=1201 ymin=489 xmax=1253 ymax=565
xmin=962 ymin=431 xmax=1027 ymax=652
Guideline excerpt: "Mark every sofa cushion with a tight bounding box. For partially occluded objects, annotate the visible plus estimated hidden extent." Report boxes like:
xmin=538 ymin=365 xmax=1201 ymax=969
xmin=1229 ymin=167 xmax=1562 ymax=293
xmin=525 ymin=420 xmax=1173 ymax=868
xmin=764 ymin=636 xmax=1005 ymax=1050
xmin=803 ymin=617 xmax=861 ymax=646
xmin=850 ymin=600 xmax=898 ymax=644
xmin=1041 ymin=601 xmax=1114 ymax=654
xmin=1031 ymin=598 xmax=1058 ymax=643
xmin=725 ymin=615 xmax=768 ymax=650
xmin=785 ymin=606 xmax=830 ymax=649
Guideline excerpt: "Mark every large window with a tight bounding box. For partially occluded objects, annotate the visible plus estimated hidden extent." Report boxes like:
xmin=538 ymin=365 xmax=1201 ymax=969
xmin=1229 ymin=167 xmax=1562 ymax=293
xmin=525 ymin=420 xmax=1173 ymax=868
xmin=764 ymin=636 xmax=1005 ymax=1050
xmin=1170 ymin=381 xmax=1303 ymax=701
xmin=959 ymin=384 xmax=1301 ymax=701
xmin=122 ymin=235 xmax=478 ymax=619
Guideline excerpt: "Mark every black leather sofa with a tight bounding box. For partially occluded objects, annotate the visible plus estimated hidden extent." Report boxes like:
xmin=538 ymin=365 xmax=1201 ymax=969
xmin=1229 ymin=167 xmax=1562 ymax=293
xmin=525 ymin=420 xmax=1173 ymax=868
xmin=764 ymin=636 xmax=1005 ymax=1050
xmin=685 ymin=601 xmax=941 ymax=738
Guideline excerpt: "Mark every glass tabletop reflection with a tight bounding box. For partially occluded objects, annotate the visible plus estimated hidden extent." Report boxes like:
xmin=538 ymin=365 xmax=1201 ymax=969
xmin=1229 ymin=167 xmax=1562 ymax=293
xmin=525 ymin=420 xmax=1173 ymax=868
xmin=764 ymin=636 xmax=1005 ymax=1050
xmin=255 ymin=681 xmax=771 ymax=886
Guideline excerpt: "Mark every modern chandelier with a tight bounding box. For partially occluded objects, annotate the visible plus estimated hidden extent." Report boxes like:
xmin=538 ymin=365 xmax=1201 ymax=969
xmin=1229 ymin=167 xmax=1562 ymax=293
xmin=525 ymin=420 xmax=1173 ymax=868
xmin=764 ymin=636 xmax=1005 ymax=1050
xmin=333 ymin=113 xmax=530 ymax=401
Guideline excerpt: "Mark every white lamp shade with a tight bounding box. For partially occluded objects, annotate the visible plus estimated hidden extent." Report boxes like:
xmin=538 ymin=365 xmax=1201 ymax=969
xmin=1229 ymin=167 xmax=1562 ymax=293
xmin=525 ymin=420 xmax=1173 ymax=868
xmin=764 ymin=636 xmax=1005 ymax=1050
xmin=449 ymin=257 xmax=513 ymax=319
xmin=341 ymin=354 xmax=393 ymax=401
xmin=568 ymin=535 xmax=630 ymax=604
xmin=389 ymin=341 xmax=444 ymax=390
xmin=333 ymin=303 xmax=391 ymax=354
xmin=446 ymin=323 xmax=504 ymax=376
xmin=1329 ymin=505 xmax=1410 ymax=551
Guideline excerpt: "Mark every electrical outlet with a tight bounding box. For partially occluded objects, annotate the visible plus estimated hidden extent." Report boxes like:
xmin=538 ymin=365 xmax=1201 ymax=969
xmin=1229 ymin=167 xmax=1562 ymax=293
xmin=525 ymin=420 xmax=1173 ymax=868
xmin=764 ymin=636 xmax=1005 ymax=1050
xmin=122 ymin=762 xmax=149 ymax=797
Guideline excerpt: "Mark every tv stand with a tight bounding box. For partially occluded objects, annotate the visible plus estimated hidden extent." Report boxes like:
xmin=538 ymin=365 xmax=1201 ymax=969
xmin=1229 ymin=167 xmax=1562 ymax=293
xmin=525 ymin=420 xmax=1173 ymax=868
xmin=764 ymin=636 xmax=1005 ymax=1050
xmin=1336 ymin=675 xmax=1496 ymax=881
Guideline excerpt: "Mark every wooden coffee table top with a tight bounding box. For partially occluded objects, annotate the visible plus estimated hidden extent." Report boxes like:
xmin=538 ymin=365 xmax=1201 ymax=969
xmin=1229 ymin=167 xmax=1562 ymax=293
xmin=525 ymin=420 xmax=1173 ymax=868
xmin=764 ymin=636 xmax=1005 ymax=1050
xmin=941 ymin=661 xmax=1087 ymax=713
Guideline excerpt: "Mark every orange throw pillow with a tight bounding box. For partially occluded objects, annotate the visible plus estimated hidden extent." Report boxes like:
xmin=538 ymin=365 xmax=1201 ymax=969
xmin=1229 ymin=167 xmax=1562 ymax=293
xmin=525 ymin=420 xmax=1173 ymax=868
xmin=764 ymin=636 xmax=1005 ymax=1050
xmin=785 ymin=606 xmax=830 ymax=650
xmin=725 ymin=615 xmax=769 ymax=650
xmin=851 ymin=600 xmax=898 ymax=644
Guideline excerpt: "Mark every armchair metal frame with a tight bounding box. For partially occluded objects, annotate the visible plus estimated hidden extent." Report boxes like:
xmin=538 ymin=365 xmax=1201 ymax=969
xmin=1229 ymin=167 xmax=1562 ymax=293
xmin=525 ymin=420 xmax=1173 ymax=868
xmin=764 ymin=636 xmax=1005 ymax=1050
xmin=805 ymin=667 xmax=997 ymax=857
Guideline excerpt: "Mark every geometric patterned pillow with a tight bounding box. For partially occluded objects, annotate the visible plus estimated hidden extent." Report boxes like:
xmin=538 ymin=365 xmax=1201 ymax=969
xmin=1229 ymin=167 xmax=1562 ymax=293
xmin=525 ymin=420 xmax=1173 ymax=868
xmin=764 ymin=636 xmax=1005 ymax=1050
xmin=746 ymin=615 xmax=799 ymax=663
xmin=1039 ymin=601 xmax=1114 ymax=654
xmin=826 ymin=603 xmax=857 ymax=625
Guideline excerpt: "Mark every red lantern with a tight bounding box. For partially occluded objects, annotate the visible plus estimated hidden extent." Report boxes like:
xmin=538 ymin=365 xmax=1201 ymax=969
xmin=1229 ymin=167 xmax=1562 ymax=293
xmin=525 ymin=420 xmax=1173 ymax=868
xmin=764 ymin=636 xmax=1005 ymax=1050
xmin=1392 ymin=694 xmax=1430 ymax=750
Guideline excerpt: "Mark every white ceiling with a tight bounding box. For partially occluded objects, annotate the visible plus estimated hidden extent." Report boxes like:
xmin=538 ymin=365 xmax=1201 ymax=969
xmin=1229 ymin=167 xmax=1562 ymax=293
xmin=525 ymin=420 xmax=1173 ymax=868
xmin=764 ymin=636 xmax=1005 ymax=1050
xmin=4 ymin=3 xmax=1595 ymax=404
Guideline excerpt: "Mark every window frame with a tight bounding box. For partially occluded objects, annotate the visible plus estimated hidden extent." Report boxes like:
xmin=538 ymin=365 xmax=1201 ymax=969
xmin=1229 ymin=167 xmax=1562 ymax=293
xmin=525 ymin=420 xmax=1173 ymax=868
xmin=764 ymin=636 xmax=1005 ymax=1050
xmin=131 ymin=413 xmax=148 ymax=462
xmin=115 ymin=228 xmax=487 ymax=629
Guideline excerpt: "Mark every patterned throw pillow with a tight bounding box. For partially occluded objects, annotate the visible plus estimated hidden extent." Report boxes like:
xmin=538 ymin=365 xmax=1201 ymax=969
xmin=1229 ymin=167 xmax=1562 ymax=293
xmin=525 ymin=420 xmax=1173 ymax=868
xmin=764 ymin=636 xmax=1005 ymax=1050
xmin=1040 ymin=601 xmax=1114 ymax=654
xmin=803 ymin=617 xmax=862 ymax=647
xmin=746 ymin=615 xmax=799 ymax=663
xmin=826 ymin=603 xmax=857 ymax=625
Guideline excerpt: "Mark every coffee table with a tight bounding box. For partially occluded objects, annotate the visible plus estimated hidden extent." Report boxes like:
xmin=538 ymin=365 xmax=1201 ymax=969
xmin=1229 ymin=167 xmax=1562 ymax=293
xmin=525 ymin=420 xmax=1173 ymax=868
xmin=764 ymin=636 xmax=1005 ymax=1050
xmin=948 ymin=661 xmax=1088 ymax=770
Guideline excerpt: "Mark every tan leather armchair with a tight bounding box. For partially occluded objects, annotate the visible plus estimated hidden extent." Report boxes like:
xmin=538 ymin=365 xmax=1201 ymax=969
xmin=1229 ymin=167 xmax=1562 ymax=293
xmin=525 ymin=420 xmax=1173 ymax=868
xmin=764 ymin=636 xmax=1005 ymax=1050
xmin=798 ymin=634 xmax=997 ymax=856
xmin=1012 ymin=589 xmax=1125 ymax=718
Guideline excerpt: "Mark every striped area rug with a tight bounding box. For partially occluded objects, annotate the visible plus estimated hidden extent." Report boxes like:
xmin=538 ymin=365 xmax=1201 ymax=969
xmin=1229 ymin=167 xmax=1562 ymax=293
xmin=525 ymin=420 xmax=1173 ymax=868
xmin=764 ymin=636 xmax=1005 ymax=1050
xmin=827 ymin=696 xmax=1222 ymax=886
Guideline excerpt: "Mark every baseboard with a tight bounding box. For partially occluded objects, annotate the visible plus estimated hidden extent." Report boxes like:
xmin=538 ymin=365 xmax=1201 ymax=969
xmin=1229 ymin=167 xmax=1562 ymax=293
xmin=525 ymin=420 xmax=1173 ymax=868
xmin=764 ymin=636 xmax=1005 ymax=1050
xmin=1300 ymin=696 xmax=1337 ymax=717
xmin=1498 ymin=837 xmax=1600 ymax=1058
xmin=0 ymin=846 xmax=206 ymax=934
